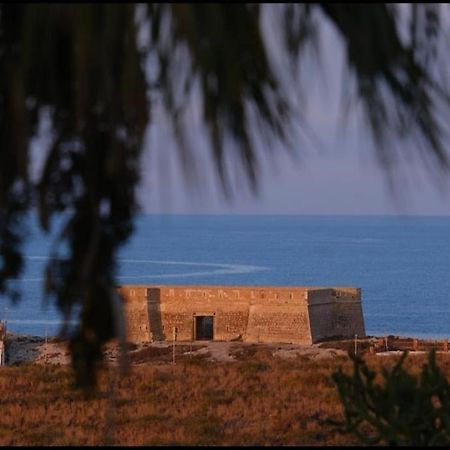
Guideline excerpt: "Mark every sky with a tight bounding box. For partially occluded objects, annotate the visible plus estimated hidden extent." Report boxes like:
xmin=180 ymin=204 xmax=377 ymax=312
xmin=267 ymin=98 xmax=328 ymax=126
xmin=137 ymin=131 xmax=450 ymax=216
xmin=136 ymin=6 xmax=450 ymax=216
xmin=27 ymin=6 xmax=450 ymax=217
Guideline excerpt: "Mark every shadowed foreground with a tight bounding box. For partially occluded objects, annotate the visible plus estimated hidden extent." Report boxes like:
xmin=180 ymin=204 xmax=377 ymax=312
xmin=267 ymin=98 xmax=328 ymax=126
xmin=1 ymin=341 xmax=450 ymax=446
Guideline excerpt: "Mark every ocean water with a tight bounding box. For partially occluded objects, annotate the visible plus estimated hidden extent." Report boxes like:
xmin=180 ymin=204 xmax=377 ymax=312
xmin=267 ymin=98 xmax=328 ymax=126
xmin=2 ymin=214 xmax=450 ymax=339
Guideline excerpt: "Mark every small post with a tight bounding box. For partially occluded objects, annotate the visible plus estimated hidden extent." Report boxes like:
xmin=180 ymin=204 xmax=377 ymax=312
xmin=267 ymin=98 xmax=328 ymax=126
xmin=378 ymin=338 xmax=384 ymax=349
xmin=3 ymin=307 xmax=7 ymax=338
xmin=44 ymin=326 xmax=48 ymax=364
xmin=172 ymin=327 xmax=177 ymax=365
xmin=444 ymin=339 xmax=448 ymax=352
xmin=413 ymin=338 xmax=418 ymax=351
xmin=354 ymin=334 xmax=358 ymax=355
xmin=385 ymin=335 xmax=389 ymax=352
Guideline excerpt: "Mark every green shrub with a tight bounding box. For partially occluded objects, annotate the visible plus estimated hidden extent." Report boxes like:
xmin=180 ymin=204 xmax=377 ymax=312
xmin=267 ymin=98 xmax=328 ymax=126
xmin=333 ymin=351 xmax=450 ymax=446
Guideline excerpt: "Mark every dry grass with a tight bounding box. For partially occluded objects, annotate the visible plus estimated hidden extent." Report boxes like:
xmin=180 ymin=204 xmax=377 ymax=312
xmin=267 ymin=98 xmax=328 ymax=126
xmin=0 ymin=346 xmax=449 ymax=445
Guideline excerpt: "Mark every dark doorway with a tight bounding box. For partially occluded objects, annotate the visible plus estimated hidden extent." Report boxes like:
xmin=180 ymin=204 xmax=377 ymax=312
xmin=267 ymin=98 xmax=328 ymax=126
xmin=195 ymin=316 xmax=214 ymax=340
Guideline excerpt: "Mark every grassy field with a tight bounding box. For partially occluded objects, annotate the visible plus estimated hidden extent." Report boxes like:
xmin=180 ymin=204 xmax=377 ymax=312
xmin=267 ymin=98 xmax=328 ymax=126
xmin=1 ymin=343 xmax=450 ymax=446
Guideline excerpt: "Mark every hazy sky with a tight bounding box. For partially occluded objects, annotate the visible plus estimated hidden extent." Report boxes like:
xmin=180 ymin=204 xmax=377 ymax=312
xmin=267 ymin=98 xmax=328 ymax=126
xmin=29 ymin=7 xmax=450 ymax=217
xmin=136 ymin=9 xmax=450 ymax=216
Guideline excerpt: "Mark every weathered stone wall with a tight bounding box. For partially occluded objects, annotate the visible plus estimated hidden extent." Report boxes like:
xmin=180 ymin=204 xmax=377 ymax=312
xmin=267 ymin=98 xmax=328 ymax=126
xmin=117 ymin=286 xmax=152 ymax=342
xmin=117 ymin=285 xmax=365 ymax=344
xmin=333 ymin=288 xmax=365 ymax=338
xmin=307 ymin=288 xmax=365 ymax=341
xmin=245 ymin=303 xmax=312 ymax=344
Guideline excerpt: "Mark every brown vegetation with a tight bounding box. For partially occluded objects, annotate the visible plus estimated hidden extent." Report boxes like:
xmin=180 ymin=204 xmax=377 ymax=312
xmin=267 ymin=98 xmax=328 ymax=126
xmin=1 ymin=341 xmax=450 ymax=446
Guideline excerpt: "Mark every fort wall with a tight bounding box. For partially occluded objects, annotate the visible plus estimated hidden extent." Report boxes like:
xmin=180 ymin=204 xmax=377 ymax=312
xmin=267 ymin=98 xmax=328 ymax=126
xmin=118 ymin=285 xmax=365 ymax=345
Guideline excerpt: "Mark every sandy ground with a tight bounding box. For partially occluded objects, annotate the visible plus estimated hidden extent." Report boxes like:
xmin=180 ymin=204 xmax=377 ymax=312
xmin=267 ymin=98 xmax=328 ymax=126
xmin=3 ymin=333 xmax=352 ymax=366
xmin=5 ymin=334 xmax=72 ymax=366
xmin=3 ymin=333 xmax=448 ymax=367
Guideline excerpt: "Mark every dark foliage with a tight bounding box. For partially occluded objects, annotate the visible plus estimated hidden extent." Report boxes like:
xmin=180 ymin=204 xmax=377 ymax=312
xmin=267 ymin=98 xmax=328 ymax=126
xmin=333 ymin=351 xmax=450 ymax=445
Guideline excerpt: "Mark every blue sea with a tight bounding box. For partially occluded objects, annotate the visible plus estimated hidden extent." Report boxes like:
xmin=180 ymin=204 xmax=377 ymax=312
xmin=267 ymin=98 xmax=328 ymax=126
xmin=2 ymin=214 xmax=450 ymax=339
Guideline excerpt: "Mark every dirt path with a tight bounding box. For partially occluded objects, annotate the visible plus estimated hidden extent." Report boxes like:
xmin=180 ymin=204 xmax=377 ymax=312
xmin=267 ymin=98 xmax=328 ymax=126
xmin=190 ymin=341 xmax=236 ymax=361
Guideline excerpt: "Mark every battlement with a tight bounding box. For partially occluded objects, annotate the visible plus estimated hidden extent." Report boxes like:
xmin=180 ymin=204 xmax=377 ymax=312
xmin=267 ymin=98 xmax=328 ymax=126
xmin=117 ymin=285 xmax=365 ymax=344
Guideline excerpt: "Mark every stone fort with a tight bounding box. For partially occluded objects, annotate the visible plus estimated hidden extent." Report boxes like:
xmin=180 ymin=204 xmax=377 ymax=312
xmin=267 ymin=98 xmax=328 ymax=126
xmin=118 ymin=285 xmax=365 ymax=344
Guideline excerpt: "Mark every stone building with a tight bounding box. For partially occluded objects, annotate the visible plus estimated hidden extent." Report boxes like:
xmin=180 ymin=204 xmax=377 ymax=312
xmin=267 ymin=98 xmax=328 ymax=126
xmin=117 ymin=285 xmax=365 ymax=344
